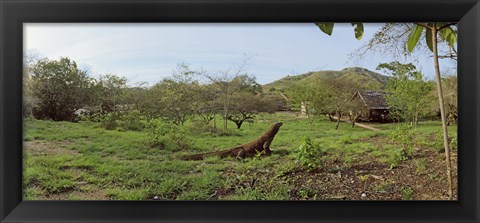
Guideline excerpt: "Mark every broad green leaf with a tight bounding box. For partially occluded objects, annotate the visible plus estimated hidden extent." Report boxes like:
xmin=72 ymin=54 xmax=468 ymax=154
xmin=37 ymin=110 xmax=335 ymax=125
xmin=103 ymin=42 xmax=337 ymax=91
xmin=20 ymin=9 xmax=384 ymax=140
xmin=425 ymin=28 xmax=433 ymax=52
xmin=440 ymin=27 xmax=457 ymax=48
xmin=407 ymin=25 xmax=423 ymax=52
xmin=351 ymin=23 xmax=364 ymax=40
xmin=447 ymin=31 xmax=457 ymax=48
xmin=438 ymin=26 xmax=447 ymax=37
xmin=315 ymin=23 xmax=334 ymax=36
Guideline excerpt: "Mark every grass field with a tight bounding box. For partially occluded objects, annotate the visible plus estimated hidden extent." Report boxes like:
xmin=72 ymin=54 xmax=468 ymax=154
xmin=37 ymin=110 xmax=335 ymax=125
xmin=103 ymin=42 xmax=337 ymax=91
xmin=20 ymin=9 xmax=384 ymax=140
xmin=23 ymin=112 xmax=457 ymax=200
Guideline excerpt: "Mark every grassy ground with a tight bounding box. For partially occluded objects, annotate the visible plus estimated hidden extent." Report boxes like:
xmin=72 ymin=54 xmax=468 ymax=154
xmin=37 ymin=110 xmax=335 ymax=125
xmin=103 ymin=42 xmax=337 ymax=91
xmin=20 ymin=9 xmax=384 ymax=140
xmin=23 ymin=112 xmax=457 ymax=200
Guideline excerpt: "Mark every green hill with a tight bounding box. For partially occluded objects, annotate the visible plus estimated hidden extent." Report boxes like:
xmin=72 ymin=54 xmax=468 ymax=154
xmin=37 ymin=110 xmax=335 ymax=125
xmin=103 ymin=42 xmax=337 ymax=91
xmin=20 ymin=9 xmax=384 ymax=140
xmin=262 ymin=67 xmax=389 ymax=92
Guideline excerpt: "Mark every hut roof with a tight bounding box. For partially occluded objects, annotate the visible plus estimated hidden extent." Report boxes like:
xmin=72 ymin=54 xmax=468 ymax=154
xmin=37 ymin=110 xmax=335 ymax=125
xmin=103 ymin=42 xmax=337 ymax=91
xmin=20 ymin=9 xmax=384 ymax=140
xmin=353 ymin=90 xmax=389 ymax=109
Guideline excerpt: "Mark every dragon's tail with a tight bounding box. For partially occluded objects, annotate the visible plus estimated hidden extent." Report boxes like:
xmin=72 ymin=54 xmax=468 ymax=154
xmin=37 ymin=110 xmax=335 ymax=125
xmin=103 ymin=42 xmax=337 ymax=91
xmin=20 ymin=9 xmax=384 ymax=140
xmin=180 ymin=150 xmax=224 ymax=161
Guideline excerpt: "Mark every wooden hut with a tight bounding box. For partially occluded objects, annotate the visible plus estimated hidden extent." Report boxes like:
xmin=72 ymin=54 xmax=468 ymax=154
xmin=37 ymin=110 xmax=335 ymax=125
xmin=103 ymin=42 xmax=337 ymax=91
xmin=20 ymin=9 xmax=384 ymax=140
xmin=350 ymin=90 xmax=390 ymax=122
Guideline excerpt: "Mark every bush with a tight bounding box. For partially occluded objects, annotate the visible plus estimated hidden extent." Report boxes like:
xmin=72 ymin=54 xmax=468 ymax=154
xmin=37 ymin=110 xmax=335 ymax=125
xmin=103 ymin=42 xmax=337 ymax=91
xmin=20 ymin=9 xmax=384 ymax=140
xmin=101 ymin=113 xmax=119 ymax=130
xmin=188 ymin=120 xmax=239 ymax=137
xmin=146 ymin=120 xmax=191 ymax=151
xmin=295 ymin=137 xmax=325 ymax=170
xmin=389 ymin=124 xmax=414 ymax=157
xmin=383 ymin=146 xmax=408 ymax=169
xmin=121 ymin=111 xmax=145 ymax=131
xmin=187 ymin=120 xmax=216 ymax=135
xmin=31 ymin=57 xmax=94 ymax=121
xmin=400 ymin=187 xmax=414 ymax=200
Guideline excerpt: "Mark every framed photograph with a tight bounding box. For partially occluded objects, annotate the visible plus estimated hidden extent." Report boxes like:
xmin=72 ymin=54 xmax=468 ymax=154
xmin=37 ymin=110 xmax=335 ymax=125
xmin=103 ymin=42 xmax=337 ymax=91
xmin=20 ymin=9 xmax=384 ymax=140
xmin=1 ymin=0 xmax=479 ymax=222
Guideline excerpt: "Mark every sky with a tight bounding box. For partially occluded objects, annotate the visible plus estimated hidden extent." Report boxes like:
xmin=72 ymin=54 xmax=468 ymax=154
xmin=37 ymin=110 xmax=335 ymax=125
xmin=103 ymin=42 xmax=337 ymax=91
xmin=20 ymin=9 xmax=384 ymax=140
xmin=24 ymin=23 xmax=452 ymax=85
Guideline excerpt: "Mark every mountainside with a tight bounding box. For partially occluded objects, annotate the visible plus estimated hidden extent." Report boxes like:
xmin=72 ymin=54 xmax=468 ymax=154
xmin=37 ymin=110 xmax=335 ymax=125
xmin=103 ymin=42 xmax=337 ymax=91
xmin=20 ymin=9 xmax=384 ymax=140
xmin=262 ymin=67 xmax=389 ymax=92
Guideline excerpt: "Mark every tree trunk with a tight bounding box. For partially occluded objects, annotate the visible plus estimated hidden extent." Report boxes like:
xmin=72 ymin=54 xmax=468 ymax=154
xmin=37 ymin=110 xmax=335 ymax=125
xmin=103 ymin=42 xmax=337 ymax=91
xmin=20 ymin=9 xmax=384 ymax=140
xmin=328 ymin=114 xmax=334 ymax=122
xmin=432 ymin=25 xmax=453 ymax=200
xmin=335 ymin=112 xmax=341 ymax=130
xmin=213 ymin=115 xmax=216 ymax=129
xmin=224 ymin=113 xmax=228 ymax=130
xmin=235 ymin=120 xmax=243 ymax=129
xmin=223 ymin=100 xmax=229 ymax=130
xmin=223 ymin=94 xmax=230 ymax=130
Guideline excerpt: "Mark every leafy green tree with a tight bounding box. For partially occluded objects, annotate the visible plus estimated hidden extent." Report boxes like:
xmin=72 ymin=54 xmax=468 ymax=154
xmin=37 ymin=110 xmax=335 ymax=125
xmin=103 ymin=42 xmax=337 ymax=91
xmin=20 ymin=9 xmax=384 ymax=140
xmin=124 ymin=84 xmax=149 ymax=112
xmin=195 ymin=84 xmax=222 ymax=128
xmin=323 ymin=78 xmax=362 ymax=130
xmin=262 ymin=92 xmax=289 ymax=112
xmin=200 ymin=61 xmax=258 ymax=130
xmin=287 ymin=77 xmax=361 ymax=129
xmin=377 ymin=62 xmax=433 ymax=126
xmin=347 ymin=95 xmax=366 ymax=128
xmin=147 ymin=80 xmax=198 ymax=125
xmin=286 ymin=82 xmax=313 ymax=116
xmin=141 ymin=65 xmax=201 ymax=125
xmin=31 ymin=57 xmax=95 ymax=121
xmin=95 ymin=74 xmax=128 ymax=114
xmin=231 ymin=74 xmax=263 ymax=94
xmin=226 ymin=91 xmax=277 ymax=129
xmin=286 ymin=80 xmax=333 ymax=118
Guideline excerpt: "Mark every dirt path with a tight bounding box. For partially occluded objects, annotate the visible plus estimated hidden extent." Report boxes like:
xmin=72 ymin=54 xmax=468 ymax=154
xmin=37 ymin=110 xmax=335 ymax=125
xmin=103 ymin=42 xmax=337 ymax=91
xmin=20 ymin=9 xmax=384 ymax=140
xmin=333 ymin=117 xmax=382 ymax=131
xmin=351 ymin=122 xmax=382 ymax=131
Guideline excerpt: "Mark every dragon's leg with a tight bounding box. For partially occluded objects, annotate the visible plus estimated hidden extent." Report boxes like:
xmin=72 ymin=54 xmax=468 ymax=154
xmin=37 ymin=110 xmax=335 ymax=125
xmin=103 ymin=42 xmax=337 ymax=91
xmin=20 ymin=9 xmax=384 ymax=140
xmin=263 ymin=139 xmax=273 ymax=155
xmin=236 ymin=149 xmax=246 ymax=160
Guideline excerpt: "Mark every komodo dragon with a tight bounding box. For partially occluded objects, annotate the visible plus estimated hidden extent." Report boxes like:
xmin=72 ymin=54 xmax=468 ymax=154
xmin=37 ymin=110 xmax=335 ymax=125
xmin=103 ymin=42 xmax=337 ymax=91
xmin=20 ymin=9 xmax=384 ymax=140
xmin=181 ymin=122 xmax=283 ymax=160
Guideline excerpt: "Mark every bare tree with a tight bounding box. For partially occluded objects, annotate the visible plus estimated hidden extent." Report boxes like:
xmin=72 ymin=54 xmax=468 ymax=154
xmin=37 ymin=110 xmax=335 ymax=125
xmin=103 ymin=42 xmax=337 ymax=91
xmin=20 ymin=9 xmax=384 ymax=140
xmin=226 ymin=91 xmax=277 ymax=129
xmin=199 ymin=56 xmax=254 ymax=130
xmin=23 ymin=50 xmax=43 ymax=118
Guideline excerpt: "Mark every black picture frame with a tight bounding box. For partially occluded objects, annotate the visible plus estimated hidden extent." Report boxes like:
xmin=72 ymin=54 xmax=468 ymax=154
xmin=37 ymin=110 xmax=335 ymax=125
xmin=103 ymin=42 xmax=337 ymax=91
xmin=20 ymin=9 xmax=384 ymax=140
xmin=1 ymin=0 xmax=479 ymax=222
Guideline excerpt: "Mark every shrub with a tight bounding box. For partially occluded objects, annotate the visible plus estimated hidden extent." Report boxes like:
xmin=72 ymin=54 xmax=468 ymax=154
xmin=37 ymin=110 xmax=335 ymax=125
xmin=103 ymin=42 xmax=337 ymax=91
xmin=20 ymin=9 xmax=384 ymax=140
xmin=145 ymin=120 xmax=191 ymax=151
xmin=385 ymin=147 xmax=407 ymax=169
xmin=389 ymin=124 xmax=414 ymax=157
xmin=400 ymin=187 xmax=414 ymax=200
xmin=429 ymin=131 xmax=445 ymax=153
xmin=295 ymin=137 xmax=325 ymax=170
xmin=121 ymin=111 xmax=145 ymax=131
xmin=101 ymin=113 xmax=119 ymax=130
xmin=188 ymin=120 xmax=238 ymax=137
xmin=31 ymin=57 xmax=94 ymax=121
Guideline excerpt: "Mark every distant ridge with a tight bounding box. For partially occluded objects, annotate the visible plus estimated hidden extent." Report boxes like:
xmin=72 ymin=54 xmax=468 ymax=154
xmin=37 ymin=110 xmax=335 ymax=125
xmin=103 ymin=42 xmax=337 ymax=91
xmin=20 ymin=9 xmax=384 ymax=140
xmin=262 ymin=67 xmax=389 ymax=92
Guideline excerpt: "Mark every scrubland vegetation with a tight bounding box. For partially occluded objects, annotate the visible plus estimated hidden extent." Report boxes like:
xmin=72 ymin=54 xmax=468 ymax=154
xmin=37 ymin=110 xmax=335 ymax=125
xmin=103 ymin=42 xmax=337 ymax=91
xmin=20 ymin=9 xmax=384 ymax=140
xmin=22 ymin=22 xmax=459 ymax=200
xmin=24 ymin=112 xmax=457 ymax=200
